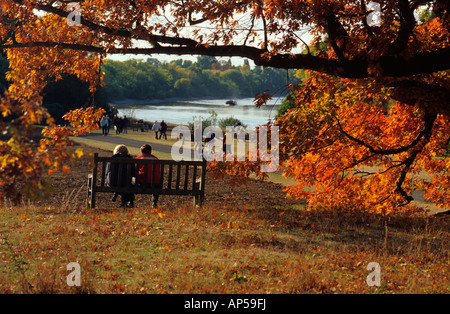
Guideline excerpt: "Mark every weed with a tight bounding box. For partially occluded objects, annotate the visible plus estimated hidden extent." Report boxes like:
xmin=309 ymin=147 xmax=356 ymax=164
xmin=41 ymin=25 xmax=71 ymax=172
xmin=1 ymin=237 xmax=33 ymax=293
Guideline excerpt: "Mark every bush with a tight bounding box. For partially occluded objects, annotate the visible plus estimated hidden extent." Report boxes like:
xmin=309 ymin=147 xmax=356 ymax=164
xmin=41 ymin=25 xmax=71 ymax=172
xmin=187 ymin=110 xmax=218 ymax=132
xmin=276 ymin=92 xmax=297 ymax=118
xmin=219 ymin=116 xmax=246 ymax=130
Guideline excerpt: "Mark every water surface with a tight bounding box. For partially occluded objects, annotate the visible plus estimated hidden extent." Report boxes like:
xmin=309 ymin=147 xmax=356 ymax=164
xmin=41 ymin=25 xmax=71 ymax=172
xmin=114 ymin=97 xmax=282 ymax=128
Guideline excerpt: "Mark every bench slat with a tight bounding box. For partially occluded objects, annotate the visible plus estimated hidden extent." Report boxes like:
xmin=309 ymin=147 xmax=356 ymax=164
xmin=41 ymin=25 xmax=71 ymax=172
xmin=184 ymin=165 xmax=189 ymax=191
xmin=151 ymin=162 xmax=157 ymax=187
xmin=167 ymin=164 xmax=173 ymax=189
xmin=126 ymin=163 xmax=133 ymax=188
xmin=100 ymin=162 xmax=106 ymax=187
xmin=160 ymin=164 xmax=165 ymax=189
xmin=192 ymin=165 xmax=198 ymax=191
xmin=175 ymin=164 xmax=181 ymax=190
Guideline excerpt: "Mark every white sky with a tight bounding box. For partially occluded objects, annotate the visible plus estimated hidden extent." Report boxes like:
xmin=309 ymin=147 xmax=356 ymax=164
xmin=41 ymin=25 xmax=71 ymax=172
xmin=106 ymin=53 xmax=254 ymax=67
xmin=105 ymin=6 xmax=313 ymax=67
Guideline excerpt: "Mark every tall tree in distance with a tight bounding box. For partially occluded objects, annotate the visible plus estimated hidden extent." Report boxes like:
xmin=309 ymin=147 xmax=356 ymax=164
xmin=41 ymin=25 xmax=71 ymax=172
xmin=0 ymin=0 xmax=449 ymax=211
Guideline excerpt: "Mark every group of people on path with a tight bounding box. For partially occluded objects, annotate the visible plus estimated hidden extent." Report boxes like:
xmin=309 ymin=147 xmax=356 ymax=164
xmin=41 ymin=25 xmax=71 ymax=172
xmin=151 ymin=120 xmax=168 ymax=140
xmin=106 ymin=144 xmax=160 ymax=208
xmin=101 ymin=115 xmax=168 ymax=140
xmin=100 ymin=115 xmax=130 ymax=136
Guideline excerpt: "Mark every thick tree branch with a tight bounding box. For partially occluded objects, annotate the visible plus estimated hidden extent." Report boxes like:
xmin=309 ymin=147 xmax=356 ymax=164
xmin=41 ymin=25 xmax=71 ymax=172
xmin=337 ymin=110 xmax=437 ymax=205
xmin=256 ymin=47 xmax=450 ymax=78
xmin=325 ymin=14 xmax=349 ymax=62
xmin=387 ymin=0 xmax=416 ymax=55
xmin=34 ymin=2 xmax=198 ymax=47
xmin=2 ymin=39 xmax=450 ymax=80
xmin=336 ymin=110 xmax=437 ymax=155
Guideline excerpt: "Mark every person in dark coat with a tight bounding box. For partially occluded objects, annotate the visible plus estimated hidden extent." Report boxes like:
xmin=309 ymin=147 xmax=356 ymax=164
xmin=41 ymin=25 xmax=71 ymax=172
xmin=106 ymin=145 xmax=135 ymax=207
xmin=114 ymin=117 xmax=123 ymax=134
xmin=159 ymin=120 xmax=168 ymax=140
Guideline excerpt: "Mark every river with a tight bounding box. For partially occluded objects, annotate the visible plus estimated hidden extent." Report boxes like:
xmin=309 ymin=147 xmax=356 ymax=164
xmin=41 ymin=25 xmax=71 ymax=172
xmin=112 ymin=97 xmax=283 ymax=128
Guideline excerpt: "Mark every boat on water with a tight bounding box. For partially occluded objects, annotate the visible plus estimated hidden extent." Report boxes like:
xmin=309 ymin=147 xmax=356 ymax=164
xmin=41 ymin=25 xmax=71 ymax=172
xmin=225 ymin=99 xmax=237 ymax=106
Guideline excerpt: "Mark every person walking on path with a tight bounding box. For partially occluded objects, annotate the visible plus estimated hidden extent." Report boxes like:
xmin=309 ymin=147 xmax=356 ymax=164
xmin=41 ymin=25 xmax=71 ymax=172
xmin=159 ymin=120 xmax=168 ymax=140
xmin=152 ymin=121 xmax=161 ymax=139
xmin=100 ymin=115 xmax=109 ymax=136
xmin=122 ymin=115 xmax=129 ymax=134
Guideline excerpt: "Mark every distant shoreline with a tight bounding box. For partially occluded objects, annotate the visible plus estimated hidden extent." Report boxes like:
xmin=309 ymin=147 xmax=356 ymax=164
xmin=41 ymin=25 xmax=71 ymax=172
xmin=109 ymin=96 xmax=238 ymax=107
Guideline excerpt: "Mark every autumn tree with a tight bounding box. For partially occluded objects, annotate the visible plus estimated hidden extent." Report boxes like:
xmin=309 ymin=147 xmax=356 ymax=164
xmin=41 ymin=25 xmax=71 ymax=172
xmin=0 ymin=0 xmax=449 ymax=212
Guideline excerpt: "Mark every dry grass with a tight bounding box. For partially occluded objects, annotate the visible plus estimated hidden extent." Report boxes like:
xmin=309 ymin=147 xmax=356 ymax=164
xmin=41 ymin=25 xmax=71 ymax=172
xmin=0 ymin=200 xmax=448 ymax=294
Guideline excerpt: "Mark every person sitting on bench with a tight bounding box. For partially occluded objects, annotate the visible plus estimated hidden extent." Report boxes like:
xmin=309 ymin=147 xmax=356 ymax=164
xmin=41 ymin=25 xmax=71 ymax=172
xmin=137 ymin=144 xmax=161 ymax=208
xmin=106 ymin=144 xmax=135 ymax=207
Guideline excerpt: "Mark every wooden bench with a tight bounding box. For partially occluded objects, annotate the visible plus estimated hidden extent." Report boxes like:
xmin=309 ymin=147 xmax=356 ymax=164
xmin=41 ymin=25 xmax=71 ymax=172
xmin=87 ymin=153 xmax=206 ymax=208
xmin=131 ymin=123 xmax=150 ymax=132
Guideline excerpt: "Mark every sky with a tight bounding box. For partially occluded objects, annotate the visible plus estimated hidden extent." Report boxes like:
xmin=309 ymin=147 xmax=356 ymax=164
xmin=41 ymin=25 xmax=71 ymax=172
xmin=106 ymin=53 xmax=254 ymax=67
xmin=104 ymin=5 xmax=312 ymax=67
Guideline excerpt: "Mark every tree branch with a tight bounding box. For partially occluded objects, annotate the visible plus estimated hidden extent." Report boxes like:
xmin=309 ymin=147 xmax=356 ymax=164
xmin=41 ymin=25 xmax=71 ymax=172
xmin=336 ymin=110 xmax=437 ymax=155
xmin=336 ymin=110 xmax=437 ymax=205
xmin=3 ymin=38 xmax=450 ymax=80
xmin=34 ymin=2 xmax=198 ymax=48
xmin=387 ymin=0 xmax=416 ymax=55
xmin=325 ymin=14 xmax=349 ymax=61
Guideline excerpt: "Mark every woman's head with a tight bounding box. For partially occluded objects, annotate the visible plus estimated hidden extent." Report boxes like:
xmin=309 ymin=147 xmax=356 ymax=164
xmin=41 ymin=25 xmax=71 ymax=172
xmin=114 ymin=144 xmax=128 ymax=155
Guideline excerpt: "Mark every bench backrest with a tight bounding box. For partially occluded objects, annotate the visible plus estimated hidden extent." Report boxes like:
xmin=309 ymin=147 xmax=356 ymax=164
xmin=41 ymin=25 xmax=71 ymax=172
xmin=90 ymin=153 xmax=206 ymax=195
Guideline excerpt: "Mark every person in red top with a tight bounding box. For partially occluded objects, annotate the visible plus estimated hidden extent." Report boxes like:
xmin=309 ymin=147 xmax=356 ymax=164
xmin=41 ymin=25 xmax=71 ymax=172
xmin=137 ymin=144 xmax=161 ymax=208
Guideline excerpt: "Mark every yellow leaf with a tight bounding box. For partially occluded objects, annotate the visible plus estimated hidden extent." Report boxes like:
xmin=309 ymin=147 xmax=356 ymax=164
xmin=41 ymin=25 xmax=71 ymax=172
xmin=75 ymin=148 xmax=84 ymax=158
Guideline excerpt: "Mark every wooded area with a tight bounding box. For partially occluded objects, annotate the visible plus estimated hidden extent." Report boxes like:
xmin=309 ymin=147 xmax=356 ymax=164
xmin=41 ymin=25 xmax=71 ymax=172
xmin=102 ymin=56 xmax=300 ymax=101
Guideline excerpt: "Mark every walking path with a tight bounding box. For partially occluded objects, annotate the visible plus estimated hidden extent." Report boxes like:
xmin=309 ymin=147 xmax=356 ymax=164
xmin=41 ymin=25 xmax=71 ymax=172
xmin=82 ymin=132 xmax=175 ymax=155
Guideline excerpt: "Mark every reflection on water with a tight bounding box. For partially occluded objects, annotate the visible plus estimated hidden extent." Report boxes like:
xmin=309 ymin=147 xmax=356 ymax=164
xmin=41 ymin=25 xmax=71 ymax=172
xmin=115 ymin=97 xmax=281 ymax=127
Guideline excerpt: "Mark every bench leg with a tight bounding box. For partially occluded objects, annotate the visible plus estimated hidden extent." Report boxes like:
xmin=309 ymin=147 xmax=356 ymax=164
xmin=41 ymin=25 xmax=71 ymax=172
xmin=87 ymin=175 xmax=96 ymax=208
xmin=193 ymin=195 xmax=198 ymax=208
xmin=90 ymin=191 xmax=96 ymax=209
xmin=193 ymin=194 xmax=204 ymax=208
xmin=87 ymin=176 xmax=92 ymax=207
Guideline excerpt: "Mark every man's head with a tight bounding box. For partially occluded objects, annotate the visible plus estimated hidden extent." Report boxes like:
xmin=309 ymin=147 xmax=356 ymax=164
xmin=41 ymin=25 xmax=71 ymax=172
xmin=141 ymin=144 xmax=152 ymax=154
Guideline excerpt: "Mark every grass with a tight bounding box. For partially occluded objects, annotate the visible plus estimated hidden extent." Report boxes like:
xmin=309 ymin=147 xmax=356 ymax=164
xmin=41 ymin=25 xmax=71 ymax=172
xmin=71 ymin=136 xmax=174 ymax=160
xmin=1 ymin=128 xmax=448 ymax=294
xmin=0 ymin=201 xmax=448 ymax=294
xmin=113 ymin=131 xmax=178 ymax=147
